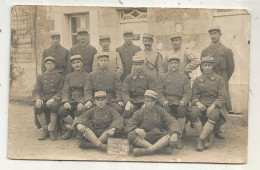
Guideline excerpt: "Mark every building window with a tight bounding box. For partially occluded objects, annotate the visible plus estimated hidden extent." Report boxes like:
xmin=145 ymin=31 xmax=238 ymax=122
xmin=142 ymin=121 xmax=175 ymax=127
xmin=119 ymin=8 xmax=147 ymax=23
xmin=69 ymin=13 xmax=89 ymax=46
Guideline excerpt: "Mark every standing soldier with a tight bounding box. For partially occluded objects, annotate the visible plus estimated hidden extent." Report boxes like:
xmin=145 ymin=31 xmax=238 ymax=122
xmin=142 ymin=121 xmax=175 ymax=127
xmin=116 ymin=30 xmax=141 ymax=82
xmin=58 ymin=55 xmax=89 ymax=140
xmin=201 ymin=26 xmax=235 ymax=138
xmin=165 ymin=33 xmax=201 ymax=81
xmin=125 ymin=90 xmax=181 ymax=157
xmin=32 ymin=56 xmax=63 ymax=141
xmin=156 ymin=56 xmax=192 ymax=149
xmin=41 ymin=32 xmax=69 ymax=75
xmin=190 ymin=56 xmax=227 ymax=151
xmin=136 ymin=33 xmax=164 ymax=79
xmin=84 ymin=53 xmax=124 ymax=115
xmin=68 ymin=28 xmax=97 ymax=73
xmin=121 ymin=55 xmax=156 ymax=124
xmin=73 ymin=91 xmax=123 ymax=152
xmin=92 ymin=34 xmax=123 ymax=78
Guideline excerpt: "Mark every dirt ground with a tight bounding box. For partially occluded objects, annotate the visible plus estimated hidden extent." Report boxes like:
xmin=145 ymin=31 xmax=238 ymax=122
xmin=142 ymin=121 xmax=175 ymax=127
xmin=8 ymin=102 xmax=247 ymax=163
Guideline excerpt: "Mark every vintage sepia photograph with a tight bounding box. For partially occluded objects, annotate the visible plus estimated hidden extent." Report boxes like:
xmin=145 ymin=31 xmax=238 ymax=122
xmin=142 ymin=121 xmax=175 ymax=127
xmin=8 ymin=5 xmax=250 ymax=163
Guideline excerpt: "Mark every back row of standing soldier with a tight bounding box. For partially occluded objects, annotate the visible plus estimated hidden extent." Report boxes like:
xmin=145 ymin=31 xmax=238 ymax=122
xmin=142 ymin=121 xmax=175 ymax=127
xmin=35 ymin=26 xmax=234 ymax=153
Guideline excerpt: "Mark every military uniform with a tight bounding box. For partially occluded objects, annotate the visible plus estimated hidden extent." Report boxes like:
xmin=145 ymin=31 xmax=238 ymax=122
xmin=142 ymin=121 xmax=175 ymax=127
xmin=125 ymin=105 xmax=181 ymax=144
xmin=156 ymin=71 xmax=191 ymax=119
xmin=116 ymin=42 xmax=141 ymax=81
xmin=136 ymin=50 xmax=164 ymax=79
xmin=84 ymin=68 xmax=124 ymax=114
xmin=92 ymin=50 xmax=123 ymax=78
xmin=42 ymin=45 xmax=69 ymax=75
xmin=32 ymin=70 xmax=63 ymax=128
xmin=58 ymin=70 xmax=89 ymax=118
xmin=190 ymin=72 xmax=227 ymax=124
xmin=68 ymin=43 xmax=97 ymax=73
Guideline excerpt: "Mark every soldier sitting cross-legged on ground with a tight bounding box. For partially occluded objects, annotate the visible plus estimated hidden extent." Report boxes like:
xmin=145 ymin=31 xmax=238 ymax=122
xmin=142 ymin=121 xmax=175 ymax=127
xmin=125 ymin=90 xmax=181 ymax=157
xmin=32 ymin=56 xmax=63 ymax=141
xmin=72 ymin=91 xmax=123 ymax=152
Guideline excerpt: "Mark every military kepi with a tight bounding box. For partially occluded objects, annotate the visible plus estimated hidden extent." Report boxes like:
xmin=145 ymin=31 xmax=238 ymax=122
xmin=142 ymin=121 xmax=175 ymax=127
xmin=70 ymin=55 xmax=82 ymax=62
xmin=97 ymin=52 xmax=110 ymax=59
xmin=208 ymin=25 xmax=221 ymax=33
xmin=168 ymin=56 xmax=180 ymax=62
xmin=144 ymin=90 xmax=157 ymax=99
xmin=123 ymin=30 xmax=133 ymax=35
xmin=94 ymin=91 xmax=107 ymax=98
xmin=132 ymin=55 xmax=145 ymax=63
xmin=201 ymin=56 xmax=214 ymax=64
xmin=77 ymin=28 xmax=88 ymax=34
xmin=170 ymin=32 xmax=182 ymax=40
xmin=50 ymin=31 xmax=60 ymax=38
xmin=45 ymin=56 xmax=55 ymax=63
xmin=143 ymin=33 xmax=153 ymax=39
xmin=99 ymin=34 xmax=110 ymax=41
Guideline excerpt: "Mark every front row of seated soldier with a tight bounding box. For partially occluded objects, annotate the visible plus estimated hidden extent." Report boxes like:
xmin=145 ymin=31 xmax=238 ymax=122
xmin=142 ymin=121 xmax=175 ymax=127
xmin=32 ymin=53 xmax=227 ymax=156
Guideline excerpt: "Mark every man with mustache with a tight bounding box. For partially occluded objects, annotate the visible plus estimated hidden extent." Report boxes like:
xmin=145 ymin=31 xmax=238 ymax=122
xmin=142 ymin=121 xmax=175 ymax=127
xmin=92 ymin=34 xmax=123 ymax=79
xmin=41 ymin=32 xmax=69 ymax=75
xmin=165 ymin=33 xmax=201 ymax=82
xmin=58 ymin=55 xmax=89 ymax=140
xmin=136 ymin=33 xmax=164 ymax=79
xmin=67 ymin=28 xmax=97 ymax=73
xmin=201 ymin=26 xmax=235 ymax=139
xmin=116 ymin=30 xmax=141 ymax=82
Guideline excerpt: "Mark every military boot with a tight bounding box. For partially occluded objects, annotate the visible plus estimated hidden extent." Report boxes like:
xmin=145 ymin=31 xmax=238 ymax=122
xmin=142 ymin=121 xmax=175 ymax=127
xmin=48 ymin=113 xmax=57 ymax=141
xmin=133 ymin=137 xmax=152 ymax=148
xmin=78 ymin=140 xmax=95 ymax=149
xmin=39 ymin=129 xmax=49 ymax=140
xmin=196 ymin=121 xmax=214 ymax=151
xmin=61 ymin=129 xmax=73 ymax=140
xmin=175 ymin=139 xmax=184 ymax=149
xmin=196 ymin=138 xmax=204 ymax=151
xmin=157 ymin=145 xmax=172 ymax=155
xmin=97 ymin=143 xmax=107 ymax=152
xmin=49 ymin=131 xmax=57 ymax=141
xmin=133 ymin=148 xmax=151 ymax=157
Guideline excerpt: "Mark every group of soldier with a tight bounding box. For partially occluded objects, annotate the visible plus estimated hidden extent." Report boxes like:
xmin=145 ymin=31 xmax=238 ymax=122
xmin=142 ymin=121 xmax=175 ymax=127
xmin=32 ymin=25 xmax=234 ymax=157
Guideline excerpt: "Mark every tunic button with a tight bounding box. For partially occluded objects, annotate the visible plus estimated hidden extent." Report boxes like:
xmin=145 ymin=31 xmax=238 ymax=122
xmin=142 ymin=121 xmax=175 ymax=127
xmin=51 ymin=84 xmax=53 ymax=86
xmin=52 ymin=89 xmax=54 ymax=91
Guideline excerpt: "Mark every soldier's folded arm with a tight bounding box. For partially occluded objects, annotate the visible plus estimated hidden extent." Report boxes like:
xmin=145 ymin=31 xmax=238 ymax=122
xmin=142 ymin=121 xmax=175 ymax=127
xmin=225 ymin=48 xmax=235 ymax=80
xmin=184 ymin=49 xmax=201 ymax=72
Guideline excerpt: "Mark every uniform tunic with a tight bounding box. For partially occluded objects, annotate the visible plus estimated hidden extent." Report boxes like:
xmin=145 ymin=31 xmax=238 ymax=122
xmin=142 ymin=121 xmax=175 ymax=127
xmin=42 ymin=45 xmax=69 ymax=75
xmin=116 ymin=42 xmax=141 ymax=81
xmin=73 ymin=105 xmax=123 ymax=136
xmin=156 ymin=71 xmax=191 ymax=106
xmin=121 ymin=72 xmax=156 ymax=104
xmin=125 ymin=105 xmax=181 ymax=142
xmin=135 ymin=50 xmax=164 ymax=79
xmin=62 ymin=70 xmax=89 ymax=104
xmin=92 ymin=50 xmax=123 ymax=78
xmin=191 ymin=72 xmax=227 ymax=123
xmin=84 ymin=68 xmax=122 ymax=104
xmin=68 ymin=43 xmax=97 ymax=73
xmin=201 ymin=42 xmax=234 ymax=111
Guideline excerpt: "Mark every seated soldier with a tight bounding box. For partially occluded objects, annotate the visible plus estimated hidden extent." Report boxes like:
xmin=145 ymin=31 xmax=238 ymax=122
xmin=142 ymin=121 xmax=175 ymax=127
xmin=84 ymin=52 xmax=124 ymax=115
xmin=156 ymin=56 xmax=192 ymax=149
xmin=121 ymin=55 xmax=156 ymax=125
xmin=72 ymin=91 xmax=123 ymax=152
xmin=32 ymin=56 xmax=63 ymax=141
xmin=125 ymin=90 xmax=181 ymax=157
xmin=190 ymin=56 xmax=227 ymax=151
xmin=58 ymin=55 xmax=89 ymax=140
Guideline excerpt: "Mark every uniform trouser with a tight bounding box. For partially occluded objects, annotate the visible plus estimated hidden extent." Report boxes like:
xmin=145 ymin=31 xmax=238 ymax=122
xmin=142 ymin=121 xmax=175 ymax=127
xmin=34 ymin=100 xmax=60 ymax=129
xmin=165 ymin=104 xmax=188 ymax=119
xmin=128 ymin=131 xmax=167 ymax=145
xmin=107 ymin=102 xmax=124 ymax=116
xmin=58 ymin=102 xmax=86 ymax=119
xmin=189 ymin=106 xmax=221 ymax=124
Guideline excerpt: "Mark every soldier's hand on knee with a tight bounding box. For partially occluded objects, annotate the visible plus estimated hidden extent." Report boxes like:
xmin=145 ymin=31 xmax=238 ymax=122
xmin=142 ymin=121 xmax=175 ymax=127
xmin=135 ymin=128 xmax=146 ymax=139
xmin=64 ymin=102 xmax=71 ymax=109
xmin=77 ymin=103 xmax=84 ymax=111
xmin=46 ymin=98 xmax=55 ymax=107
xmin=125 ymin=101 xmax=133 ymax=111
xmin=77 ymin=124 xmax=86 ymax=133
xmin=85 ymin=101 xmax=92 ymax=108
xmin=35 ymin=99 xmax=43 ymax=108
xmin=196 ymin=102 xmax=206 ymax=111
xmin=107 ymin=128 xmax=115 ymax=136
xmin=162 ymin=101 xmax=169 ymax=108
xmin=170 ymin=133 xmax=178 ymax=147
xmin=118 ymin=101 xmax=124 ymax=107
xmin=179 ymin=101 xmax=185 ymax=107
